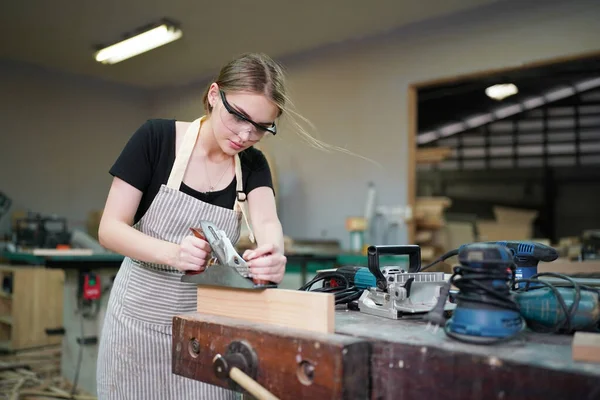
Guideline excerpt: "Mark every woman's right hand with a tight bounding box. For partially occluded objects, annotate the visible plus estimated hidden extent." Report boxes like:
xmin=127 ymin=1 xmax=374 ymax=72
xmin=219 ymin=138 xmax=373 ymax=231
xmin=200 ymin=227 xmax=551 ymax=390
xmin=173 ymin=234 xmax=212 ymax=273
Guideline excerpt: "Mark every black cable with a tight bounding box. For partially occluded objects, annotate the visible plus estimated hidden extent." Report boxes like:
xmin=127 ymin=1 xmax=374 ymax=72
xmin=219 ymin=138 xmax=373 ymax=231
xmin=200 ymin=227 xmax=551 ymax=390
xmin=513 ymin=272 xmax=600 ymax=334
xmin=419 ymin=248 xmax=459 ymax=271
xmin=298 ymin=272 xmax=363 ymax=305
xmin=440 ymin=261 xmax=525 ymax=345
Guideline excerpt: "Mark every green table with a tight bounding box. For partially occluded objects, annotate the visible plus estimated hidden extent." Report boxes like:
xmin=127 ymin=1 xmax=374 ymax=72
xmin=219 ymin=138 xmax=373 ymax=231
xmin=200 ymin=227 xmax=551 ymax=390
xmin=1 ymin=250 xmax=410 ymax=286
xmin=1 ymin=250 xmax=124 ymax=268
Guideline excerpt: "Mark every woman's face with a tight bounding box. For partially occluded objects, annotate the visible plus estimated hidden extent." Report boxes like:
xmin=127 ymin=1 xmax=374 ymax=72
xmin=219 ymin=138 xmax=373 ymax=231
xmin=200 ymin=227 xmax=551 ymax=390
xmin=207 ymin=83 xmax=279 ymax=155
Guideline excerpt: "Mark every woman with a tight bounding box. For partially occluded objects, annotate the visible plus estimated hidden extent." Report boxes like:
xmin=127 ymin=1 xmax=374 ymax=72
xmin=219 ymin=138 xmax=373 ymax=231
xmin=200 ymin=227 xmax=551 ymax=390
xmin=96 ymin=53 xmax=291 ymax=399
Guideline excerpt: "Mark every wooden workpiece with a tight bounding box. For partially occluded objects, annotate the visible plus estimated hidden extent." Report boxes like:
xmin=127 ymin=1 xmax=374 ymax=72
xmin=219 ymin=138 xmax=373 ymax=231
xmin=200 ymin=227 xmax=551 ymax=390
xmin=195 ymin=286 xmax=335 ymax=333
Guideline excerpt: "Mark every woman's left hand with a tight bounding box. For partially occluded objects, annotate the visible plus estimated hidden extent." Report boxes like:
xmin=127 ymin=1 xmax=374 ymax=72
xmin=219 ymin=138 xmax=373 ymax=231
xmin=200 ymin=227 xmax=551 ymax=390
xmin=243 ymin=243 xmax=287 ymax=284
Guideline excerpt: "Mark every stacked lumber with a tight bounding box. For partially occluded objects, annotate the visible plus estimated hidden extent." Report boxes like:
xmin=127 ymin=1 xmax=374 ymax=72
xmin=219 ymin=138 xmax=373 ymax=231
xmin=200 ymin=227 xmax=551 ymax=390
xmin=414 ymin=197 xmax=452 ymax=264
xmin=416 ymin=147 xmax=452 ymax=164
xmin=0 ymin=345 xmax=95 ymax=400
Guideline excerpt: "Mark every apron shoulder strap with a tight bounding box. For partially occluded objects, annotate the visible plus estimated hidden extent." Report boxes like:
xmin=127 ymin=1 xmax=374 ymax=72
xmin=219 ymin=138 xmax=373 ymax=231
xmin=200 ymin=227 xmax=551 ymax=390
xmin=167 ymin=117 xmax=204 ymax=189
xmin=234 ymin=154 xmax=255 ymax=244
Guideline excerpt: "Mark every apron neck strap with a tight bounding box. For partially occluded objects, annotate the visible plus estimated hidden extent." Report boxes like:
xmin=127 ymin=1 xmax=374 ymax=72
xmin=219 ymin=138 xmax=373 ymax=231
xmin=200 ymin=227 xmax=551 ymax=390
xmin=166 ymin=116 xmax=204 ymax=189
xmin=166 ymin=116 xmax=255 ymax=244
xmin=234 ymin=154 xmax=255 ymax=244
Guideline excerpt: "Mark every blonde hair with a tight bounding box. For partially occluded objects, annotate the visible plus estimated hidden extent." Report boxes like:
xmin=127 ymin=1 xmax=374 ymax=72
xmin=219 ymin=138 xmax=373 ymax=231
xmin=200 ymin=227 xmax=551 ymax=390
xmin=203 ymin=53 xmax=377 ymax=164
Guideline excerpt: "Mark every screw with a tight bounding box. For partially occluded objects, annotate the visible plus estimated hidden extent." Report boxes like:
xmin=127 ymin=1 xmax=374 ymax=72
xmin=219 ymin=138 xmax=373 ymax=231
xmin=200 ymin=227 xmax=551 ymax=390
xmin=233 ymin=257 xmax=240 ymax=265
xmin=303 ymin=362 xmax=314 ymax=380
xmin=190 ymin=339 xmax=200 ymax=354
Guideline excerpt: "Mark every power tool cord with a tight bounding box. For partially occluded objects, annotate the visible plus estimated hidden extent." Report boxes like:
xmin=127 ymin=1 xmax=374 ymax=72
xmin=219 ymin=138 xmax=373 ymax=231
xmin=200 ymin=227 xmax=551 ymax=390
xmin=514 ymin=272 xmax=600 ymax=334
xmin=425 ymin=265 xmax=600 ymax=344
xmin=298 ymin=271 xmax=363 ymax=305
xmin=419 ymin=248 xmax=459 ymax=272
xmin=425 ymin=262 xmax=524 ymax=345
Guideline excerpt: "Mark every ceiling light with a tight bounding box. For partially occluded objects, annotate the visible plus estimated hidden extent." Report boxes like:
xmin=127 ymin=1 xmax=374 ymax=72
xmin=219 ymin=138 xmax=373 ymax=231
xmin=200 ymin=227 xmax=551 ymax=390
xmin=485 ymin=83 xmax=518 ymax=101
xmin=95 ymin=20 xmax=182 ymax=64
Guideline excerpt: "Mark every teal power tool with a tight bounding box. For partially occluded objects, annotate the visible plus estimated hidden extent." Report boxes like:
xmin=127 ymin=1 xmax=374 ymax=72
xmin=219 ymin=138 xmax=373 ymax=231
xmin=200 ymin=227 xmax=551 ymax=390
xmin=513 ymin=273 xmax=600 ymax=334
xmin=298 ymin=245 xmax=421 ymax=306
xmin=425 ymin=242 xmax=525 ymax=344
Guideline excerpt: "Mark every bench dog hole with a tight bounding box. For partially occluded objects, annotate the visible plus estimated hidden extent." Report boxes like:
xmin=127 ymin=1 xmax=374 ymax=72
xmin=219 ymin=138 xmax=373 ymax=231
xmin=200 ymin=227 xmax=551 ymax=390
xmin=297 ymin=360 xmax=315 ymax=386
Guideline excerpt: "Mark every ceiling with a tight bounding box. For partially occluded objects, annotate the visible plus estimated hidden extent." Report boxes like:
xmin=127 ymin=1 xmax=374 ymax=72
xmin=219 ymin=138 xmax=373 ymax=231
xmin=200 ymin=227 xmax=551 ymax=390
xmin=418 ymin=54 xmax=600 ymax=133
xmin=0 ymin=0 xmax=501 ymax=89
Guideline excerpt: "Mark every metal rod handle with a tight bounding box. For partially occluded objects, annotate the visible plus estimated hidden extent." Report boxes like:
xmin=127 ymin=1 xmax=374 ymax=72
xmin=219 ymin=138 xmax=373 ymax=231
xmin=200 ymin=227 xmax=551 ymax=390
xmin=229 ymin=366 xmax=280 ymax=400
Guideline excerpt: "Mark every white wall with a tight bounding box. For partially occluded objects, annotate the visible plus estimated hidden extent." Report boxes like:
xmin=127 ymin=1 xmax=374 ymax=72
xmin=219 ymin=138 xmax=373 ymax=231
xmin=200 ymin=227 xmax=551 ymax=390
xmin=150 ymin=0 xmax=600 ymax=249
xmin=0 ymin=59 xmax=149 ymax=235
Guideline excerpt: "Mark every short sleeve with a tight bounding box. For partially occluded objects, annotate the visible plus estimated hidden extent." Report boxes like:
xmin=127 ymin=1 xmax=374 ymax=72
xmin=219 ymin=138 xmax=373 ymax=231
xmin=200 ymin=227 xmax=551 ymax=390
xmin=109 ymin=120 xmax=155 ymax=192
xmin=242 ymin=148 xmax=274 ymax=195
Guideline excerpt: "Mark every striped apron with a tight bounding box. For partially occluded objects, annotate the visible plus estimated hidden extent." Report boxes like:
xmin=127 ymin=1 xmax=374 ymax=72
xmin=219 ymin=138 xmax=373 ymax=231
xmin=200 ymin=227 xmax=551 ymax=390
xmin=97 ymin=117 xmax=254 ymax=399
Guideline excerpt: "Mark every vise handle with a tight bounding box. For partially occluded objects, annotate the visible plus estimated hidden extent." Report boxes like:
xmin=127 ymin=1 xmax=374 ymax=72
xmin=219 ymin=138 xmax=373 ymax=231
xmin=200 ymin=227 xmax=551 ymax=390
xmin=212 ymin=340 xmax=279 ymax=400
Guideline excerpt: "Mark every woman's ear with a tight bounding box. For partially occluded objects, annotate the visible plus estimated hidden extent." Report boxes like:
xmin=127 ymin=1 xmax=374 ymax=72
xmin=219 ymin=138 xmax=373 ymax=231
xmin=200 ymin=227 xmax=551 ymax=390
xmin=208 ymin=83 xmax=220 ymax=107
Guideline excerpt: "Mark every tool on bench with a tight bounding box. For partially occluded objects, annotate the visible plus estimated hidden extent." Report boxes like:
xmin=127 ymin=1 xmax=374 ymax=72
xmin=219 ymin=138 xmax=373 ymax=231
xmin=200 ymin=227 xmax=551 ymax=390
xmin=356 ymin=245 xmax=456 ymax=319
xmin=425 ymin=241 xmax=599 ymax=344
xmin=424 ymin=243 xmax=525 ymax=344
xmin=181 ymin=220 xmax=277 ymax=290
xmin=513 ymin=273 xmax=600 ymax=334
xmin=421 ymin=240 xmax=559 ymax=286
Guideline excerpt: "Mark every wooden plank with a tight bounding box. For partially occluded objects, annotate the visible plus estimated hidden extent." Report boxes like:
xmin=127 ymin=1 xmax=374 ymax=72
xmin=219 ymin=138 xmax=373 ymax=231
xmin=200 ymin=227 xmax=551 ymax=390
xmin=196 ymin=287 xmax=335 ymax=334
xmin=573 ymin=332 xmax=600 ymax=363
xmin=172 ymin=313 xmax=370 ymax=399
xmin=416 ymin=147 xmax=452 ymax=164
xmin=32 ymin=249 xmax=93 ymax=256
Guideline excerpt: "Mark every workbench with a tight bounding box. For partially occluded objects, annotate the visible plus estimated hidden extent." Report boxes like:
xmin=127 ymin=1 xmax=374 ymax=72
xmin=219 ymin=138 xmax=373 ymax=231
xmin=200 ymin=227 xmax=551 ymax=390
xmin=173 ymin=304 xmax=600 ymax=400
xmin=334 ymin=308 xmax=600 ymax=400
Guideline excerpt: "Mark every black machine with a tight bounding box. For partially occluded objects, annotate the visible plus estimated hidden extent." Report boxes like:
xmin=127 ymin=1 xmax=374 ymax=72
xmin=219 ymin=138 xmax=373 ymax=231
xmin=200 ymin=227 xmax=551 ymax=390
xmin=581 ymin=230 xmax=600 ymax=261
xmin=0 ymin=191 xmax=11 ymax=223
xmin=13 ymin=212 xmax=71 ymax=249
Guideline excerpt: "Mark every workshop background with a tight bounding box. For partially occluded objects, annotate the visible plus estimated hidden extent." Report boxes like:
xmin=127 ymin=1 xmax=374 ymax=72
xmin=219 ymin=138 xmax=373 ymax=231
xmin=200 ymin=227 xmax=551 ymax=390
xmin=0 ymin=0 xmax=600 ymax=397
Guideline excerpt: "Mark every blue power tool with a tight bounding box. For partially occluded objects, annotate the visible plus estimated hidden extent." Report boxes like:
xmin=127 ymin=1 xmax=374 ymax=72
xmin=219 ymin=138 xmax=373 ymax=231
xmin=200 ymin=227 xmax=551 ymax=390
xmin=486 ymin=241 xmax=559 ymax=283
xmin=420 ymin=240 xmax=558 ymax=277
xmin=425 ymin=243 xmax=526 ymax=344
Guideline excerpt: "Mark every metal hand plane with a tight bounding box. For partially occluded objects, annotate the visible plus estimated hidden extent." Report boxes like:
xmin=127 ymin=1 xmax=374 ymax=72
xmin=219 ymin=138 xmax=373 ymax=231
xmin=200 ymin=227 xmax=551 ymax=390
xmin=180 ymin=220 xmax=277 ymax=290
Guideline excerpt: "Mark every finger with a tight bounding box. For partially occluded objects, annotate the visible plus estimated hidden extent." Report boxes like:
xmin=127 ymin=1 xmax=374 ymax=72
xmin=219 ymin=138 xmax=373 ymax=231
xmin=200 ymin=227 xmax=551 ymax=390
xmin=247 ymin=257 xmax=275 ymax=269
xmin=248 ymin=267 xmax=278 ymax=276
xmin=245 ymin=243 xmax=277 ymax=260
xmin=182 ymin=262 xmax=206 ymax=272
xmin=251 ymin=272 xmax=283 ymax=282
xmin=185 ymin=247 xmax=209 ymax=261
xmin=190 ymin=237 xmax=212 ymax=252
xmin=248 ymin=254 xmax=287 ymax=269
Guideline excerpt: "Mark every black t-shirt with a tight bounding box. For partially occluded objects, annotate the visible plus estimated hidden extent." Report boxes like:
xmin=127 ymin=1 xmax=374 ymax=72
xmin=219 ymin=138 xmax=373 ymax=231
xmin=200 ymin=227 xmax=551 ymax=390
xmin=109 ymin=119 xmax=273 ymax=224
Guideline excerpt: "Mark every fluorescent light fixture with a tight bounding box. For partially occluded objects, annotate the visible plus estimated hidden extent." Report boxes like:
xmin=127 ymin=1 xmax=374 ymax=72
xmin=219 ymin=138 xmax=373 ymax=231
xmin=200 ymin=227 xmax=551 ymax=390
xmin=95 ymin=20 xmax=182 ymax=64
xmin=485 ymin=83 xmax=518 ymax=100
